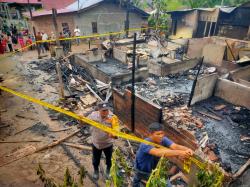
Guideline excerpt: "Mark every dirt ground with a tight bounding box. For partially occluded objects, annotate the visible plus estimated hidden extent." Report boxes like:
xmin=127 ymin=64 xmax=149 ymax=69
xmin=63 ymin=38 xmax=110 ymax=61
xmin=0 ymin=44 xmax=110 ymax=187
xmin=1 ymin=42 xmax=249 ymax=187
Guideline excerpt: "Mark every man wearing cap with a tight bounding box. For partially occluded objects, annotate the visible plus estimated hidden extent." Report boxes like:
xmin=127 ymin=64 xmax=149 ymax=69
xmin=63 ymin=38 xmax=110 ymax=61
xmin=87 ymin=101 xmax=119 ymax=180
xmin=133 ymin=122 xmax=193 ymax=187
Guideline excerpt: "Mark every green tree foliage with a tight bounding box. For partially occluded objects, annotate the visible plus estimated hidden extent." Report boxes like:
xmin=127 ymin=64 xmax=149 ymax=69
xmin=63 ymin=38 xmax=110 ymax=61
xmin=132 ymin=0 xmax=250 ymax=10
xmin=131 ymin=0 xmax=148 ymax=9
xmin=196 ymin=164 xmax=224 ymax=187
xmin=106 ymin=148 xmax=132 ymax=187
xmin=184 ymin=0 xmax=250 ymax=8
xmin=146 ymin=157 xmax=169 ymax=187
xmin=37 ymin=164 xmax=57 ymax=187
xmin=37 ymin=164 xmax=87 ymax=187
xmin=148 ymin=0 xmax=182 ymax=28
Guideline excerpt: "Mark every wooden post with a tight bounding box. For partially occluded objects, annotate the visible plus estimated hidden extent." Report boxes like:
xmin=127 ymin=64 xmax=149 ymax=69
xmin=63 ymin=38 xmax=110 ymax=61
xmin=225 ymin=40 xmax=237 ymax=61
xmin=203 ymin=21 xmax=208 ymax=37
xmin=27 ymin=0 xmax=40 ymax=57
xmin=131 ymin=33 xmax=137 ymax=132
xmin=247 ymin=26 xmax=250 ymax=39
xmin=125 ymin=0 xmax=130 ymax=38
xmin=52 ymin=8 xmax=60 ymax=47
xmin=208 ymin=21 xmax=212 ymax=36
xmin=56 ymin=62 xmax=64 ymax=98
xmin=187 ymin=57 xmax=204 ymax=107
xmin=27 ymin=0 xmax=32 ymax=18
xmin=213 ymin=22 xmax=217 ymax=36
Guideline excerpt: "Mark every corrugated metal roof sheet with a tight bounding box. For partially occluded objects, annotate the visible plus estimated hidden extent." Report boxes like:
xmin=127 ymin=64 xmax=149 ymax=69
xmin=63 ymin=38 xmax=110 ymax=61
xmin=31 ymin=0 xmax=104 ymax=17
xmin=196 ymin=8 xmax=216 ymax=11
xmin=32 ymin=0 xmax=108 ymax=17
xmin=30 ymin=0 xmax=148 ymax=18
xmin=29 ymin=8 xmax=73 ymax=17
xmin=41 ymin=0 xmax=75 ymax=10
xmin=0 ymin=0 xmax=41 ymax=4
xmin=67 ymin=0 xmax=103 ymax=10
xmin=166 ymin=9 xmax=193 ymax=13
xmin=219 ymin=7 xmax=237 ymax=13
xmin=167 ymin=6 xmax=238 ymax=14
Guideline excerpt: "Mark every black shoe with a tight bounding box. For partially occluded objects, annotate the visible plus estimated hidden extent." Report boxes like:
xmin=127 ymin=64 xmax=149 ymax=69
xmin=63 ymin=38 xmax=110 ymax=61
xmin=93 ymin=170 xmax=99 ymax=180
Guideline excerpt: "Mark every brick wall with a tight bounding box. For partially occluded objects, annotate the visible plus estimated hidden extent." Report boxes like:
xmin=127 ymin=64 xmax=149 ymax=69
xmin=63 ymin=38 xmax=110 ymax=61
xmin=113 ymin=88 xmax=198 ymax=150
xmin=31 ymin=13 xmax=75 ymax=36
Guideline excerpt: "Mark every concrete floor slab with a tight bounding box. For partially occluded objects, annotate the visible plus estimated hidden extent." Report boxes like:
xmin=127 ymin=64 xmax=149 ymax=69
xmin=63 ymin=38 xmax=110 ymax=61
xmin=74 ymin=54 xmax=148 ymax=85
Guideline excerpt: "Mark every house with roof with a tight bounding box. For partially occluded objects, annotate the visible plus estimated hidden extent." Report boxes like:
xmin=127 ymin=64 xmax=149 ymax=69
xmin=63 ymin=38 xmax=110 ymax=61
xmin=0 ymin=0 xmax=42 ymax=29
xmin=167 ymin=1 xmax=250 ymax=40
xmin=30 ymin=0 xmax=149 ymax=36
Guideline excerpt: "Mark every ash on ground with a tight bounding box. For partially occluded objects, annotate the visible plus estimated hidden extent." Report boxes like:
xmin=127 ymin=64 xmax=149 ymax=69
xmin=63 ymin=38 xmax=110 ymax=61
xmin=193 ymin=97 xmax=250 ymax=172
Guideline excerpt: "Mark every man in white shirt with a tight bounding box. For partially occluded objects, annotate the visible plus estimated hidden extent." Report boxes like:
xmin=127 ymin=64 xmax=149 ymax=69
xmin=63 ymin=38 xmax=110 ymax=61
xmin=42 ymin=32 xmax=49 ymax=51
xmin=74 ymin=26 xmax=81 ymax=45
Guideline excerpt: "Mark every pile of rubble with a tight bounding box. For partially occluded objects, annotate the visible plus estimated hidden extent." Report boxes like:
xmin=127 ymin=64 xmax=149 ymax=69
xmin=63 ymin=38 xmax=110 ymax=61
xmin=25 ymin=57 xmax=113 ymax=134
xmin=134 ymin=75 xmax=192 ymax=108
xmin=192 ymin=97 xmax=250 ymax=172
xmin=121 ymin=63 xmax=217 ymax=108
xmin=30 ymin=59 xmax=57 ymax=73
xmin=162 ymin=105 xmax=229 ymax=165
xmin=163 ymin=106 xmax=204 ymax=131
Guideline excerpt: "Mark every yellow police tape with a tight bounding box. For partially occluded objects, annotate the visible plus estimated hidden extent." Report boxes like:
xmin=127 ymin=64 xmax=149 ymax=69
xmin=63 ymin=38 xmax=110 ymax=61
xmin=0 ymin=43 xmax=36 ymax=60
xmin=0 ymin=85 xmax=206 ymax=172
xmin=36 ymin=25 xmax=167 ymax=43
xmin=0 ymin=25 xmax=166 ymax=61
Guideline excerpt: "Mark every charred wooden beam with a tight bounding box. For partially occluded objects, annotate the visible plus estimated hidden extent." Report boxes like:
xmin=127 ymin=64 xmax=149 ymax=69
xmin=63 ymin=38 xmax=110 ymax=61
xmin=131 ymin=33 xmax=137 ymax=132
xmin=188 ymin=57 xmax=204 ymax=107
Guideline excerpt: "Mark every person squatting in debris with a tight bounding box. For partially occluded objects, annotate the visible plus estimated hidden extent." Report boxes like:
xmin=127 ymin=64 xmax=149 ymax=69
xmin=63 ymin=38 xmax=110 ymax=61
xmin=87 ymin=101 xmax=119 ymax=180
xmin=133 ymin=122 xmax=193 ymax=187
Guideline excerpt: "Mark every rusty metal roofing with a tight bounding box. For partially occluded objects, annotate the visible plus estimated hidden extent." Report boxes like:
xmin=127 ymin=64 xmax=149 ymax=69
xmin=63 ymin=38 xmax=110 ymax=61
xmin=0 ymin=0 xmax=41 ymax=4
xmin=29 ymin=0 xmax=148 ymax=18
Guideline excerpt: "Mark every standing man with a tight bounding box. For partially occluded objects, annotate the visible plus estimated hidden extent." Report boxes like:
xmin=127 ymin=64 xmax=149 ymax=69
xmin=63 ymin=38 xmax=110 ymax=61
xmin=74 ymin=26 xmax=81 ymax=45
xmin=133 ymin=122 xmax=193 ymax=187
xmin=87 ymin=101 xmax=119 ymax=180
xmin=36 ymin=32 xmax=43 ymax=58
xmin=7 ymin=34 xmax=13 ymax=52
xmin=42 ymin=32 xmax=49 ymax=51
xmin=63 ymin=28 xmax=72 ymax=52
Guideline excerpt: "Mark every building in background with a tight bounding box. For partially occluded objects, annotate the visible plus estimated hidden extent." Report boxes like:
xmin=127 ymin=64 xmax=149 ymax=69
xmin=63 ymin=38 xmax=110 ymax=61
xmin=0 ymin=0 xmax=42 ymax=30
xmin=168 ymin=1 xmax=250 ymax=40
xmin=217 ymin=2 xmax=250 ymax=40
xmin=29 ymin=0 xmax=149 ymax=36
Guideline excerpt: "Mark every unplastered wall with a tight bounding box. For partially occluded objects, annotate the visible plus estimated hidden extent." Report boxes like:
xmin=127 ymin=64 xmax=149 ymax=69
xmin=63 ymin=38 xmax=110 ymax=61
xmin=191 ymin=73 xmax=219 ymax=105
xmin=32 ymin=13 xmax=75 ymax=35
xmin=113 ymin=48 xmax=127 ymax=63
xmin=211 ymin=36 xmax=249 ymax=61
xmin=201 ymin=43 xmax=226 ymax=66
xmin=187 ymin=36 xmax=250 ymax=64
xmin=229 ymin=65 xmax=250 ymax=87
xmin=215 ymin=78 xmax=250 ymax=109
xmin=187 ymin=37 xmax=212 ymax=58
xmin=74 ymin=3 xmax=147 ymax=36
xmin=187 ymin=37 xmax=226 ymax=66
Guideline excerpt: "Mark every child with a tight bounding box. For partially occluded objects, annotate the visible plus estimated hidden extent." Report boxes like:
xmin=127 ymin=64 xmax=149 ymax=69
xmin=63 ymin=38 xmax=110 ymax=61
xmin=26 ymin=36 xmax=33 ymax=50
xmin=18 ymin=33 xmax=25 ymax=51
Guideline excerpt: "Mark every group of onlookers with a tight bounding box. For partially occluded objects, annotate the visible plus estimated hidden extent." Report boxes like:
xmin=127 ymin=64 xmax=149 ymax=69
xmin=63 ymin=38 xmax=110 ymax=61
xmin=0 ymin=24 xmax=83 ymax=55
xmin=0 ymin=22 xmax=36 ymax=54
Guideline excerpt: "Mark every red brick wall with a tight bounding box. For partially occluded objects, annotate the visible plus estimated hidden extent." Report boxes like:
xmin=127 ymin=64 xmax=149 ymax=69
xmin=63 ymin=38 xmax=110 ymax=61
xmin=31 ymin=13 xmax=75 ymax=37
